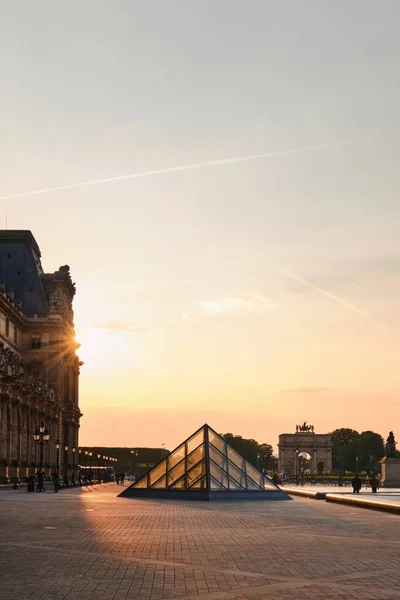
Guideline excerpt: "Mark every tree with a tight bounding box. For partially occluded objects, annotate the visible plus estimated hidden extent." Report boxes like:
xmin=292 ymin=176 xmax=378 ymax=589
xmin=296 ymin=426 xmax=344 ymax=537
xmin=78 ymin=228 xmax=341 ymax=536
xmin=357 ymin=431 xmax=385 ymax=474
xmin=330 ymin=428 xmax=360 ymax=472
xmin=258 ymin=443 xmax=278 ymax=472
xmin=330 ymin=428 xmax=386 ymax=473
xmin=222 ymin=434 xmax=277 ymax=472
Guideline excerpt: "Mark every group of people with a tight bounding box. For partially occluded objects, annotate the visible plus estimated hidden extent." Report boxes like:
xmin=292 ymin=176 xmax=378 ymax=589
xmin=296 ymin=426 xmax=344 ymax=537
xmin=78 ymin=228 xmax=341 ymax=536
xmin=115 ymin=471 xmax=143 ymax=485
xmin=272 ymin=472 xmax=287 ymax=485
xmin=115 ymin=471 xmax=126 ymax=485
xmin=352 ymin=474 xmax=380 ymax=494
xmin=34 ymin=469 xmax=61 ymax=493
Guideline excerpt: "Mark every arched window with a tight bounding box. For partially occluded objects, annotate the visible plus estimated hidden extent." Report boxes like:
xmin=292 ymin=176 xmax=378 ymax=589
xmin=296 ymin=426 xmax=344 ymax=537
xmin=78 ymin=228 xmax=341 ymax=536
xmin=31 ymin=333 xmax=42 ymax=350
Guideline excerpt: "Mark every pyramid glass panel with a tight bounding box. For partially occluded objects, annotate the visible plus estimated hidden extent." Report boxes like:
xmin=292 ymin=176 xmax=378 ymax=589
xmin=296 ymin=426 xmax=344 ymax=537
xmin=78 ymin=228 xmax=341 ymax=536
xmin=246 ymin=478 xmax=262 ymax=490
xmin=168 ymin=460 xmax=186 ymax=486
xmin=209 ymin=445 xmax=227 ymax=470
xmin=227 ymin=446 xmax=245 ymax=471
xmin=187 ymin=429 xmax=204 ymax=455
xmin=149 ymin=461 xmax=166 ymax=486
xmin=152 ymin=475 xmax=167 ymax=488
xmin=134 ymin=476 xmax=148 ymax=488
xmin=227 ymin=461 xmax=246 ymax=488
xmin=228 ymin=476 xmax=242 ymax=489
xmin=187 ymin=461 xmax=206 ymax=486
xmin=263 ymin=478 xmax=276 ymax=490
xmin=187 ymin=444 xmax=205 ymax=469
xmin=170 ymin=477 xmax=185 ymax=489
xmin=167 ymin=444 xmax=185 ymax=470
xmin=245 ymin=464 xmax=264 ymax=487
xmin=190 ymin=476 xmax=206 ymax=489
xmin=210 ymin=476 xmax=223 ymax=490
xmin=210 ymin=460 xmax=229 ymax=489
xmin=208 ymin=430 xmax=226 ymax=455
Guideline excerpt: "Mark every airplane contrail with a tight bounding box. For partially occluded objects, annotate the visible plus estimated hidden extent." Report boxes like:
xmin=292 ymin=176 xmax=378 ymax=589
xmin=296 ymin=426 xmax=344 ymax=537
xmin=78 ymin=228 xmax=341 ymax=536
xmin=0 ymin=137 xmax=372 ymax=201
xmin=271 ymin=265 xmax=373 ymax=320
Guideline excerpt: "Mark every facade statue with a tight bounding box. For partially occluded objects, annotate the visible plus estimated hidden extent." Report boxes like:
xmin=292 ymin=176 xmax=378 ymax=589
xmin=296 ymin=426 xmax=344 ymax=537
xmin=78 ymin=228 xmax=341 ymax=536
xmin=385 ymin=432 xmax=397 ymax=458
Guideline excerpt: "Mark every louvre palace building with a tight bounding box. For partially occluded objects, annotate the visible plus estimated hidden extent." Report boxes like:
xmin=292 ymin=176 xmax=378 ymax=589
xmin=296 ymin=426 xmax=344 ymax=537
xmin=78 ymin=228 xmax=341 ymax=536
xmin=0 ymin=230 xmax=82 ymax=483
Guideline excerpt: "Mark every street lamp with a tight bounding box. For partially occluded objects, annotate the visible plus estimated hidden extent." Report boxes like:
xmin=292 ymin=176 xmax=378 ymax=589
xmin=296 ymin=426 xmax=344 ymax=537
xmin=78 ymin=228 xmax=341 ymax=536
xmin=55 ymin=439 xmax=61 ymax=472
xmin=130 ymin=450 xmax=138 ymax=473
xmin=89 ymin=451 xmax=93 ymax=482
xmin=72 ymin=447 xmax=76 ymax=485
xmin=78 ymin=448 xmax=82 ymax=484
xmin=33 ymin=423 xmax=51 ymax=470
xmin=64 ymin=444 xmax=69 ymax=484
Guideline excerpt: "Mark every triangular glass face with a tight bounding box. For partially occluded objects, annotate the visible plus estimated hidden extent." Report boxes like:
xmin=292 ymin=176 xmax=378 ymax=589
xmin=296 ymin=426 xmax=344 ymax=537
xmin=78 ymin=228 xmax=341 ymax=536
xmin=128 ymin=424 xmax=278 ymax=494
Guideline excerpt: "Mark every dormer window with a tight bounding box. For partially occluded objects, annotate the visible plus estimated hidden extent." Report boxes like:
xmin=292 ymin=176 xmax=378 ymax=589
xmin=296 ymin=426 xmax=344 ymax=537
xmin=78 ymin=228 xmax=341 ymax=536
xmin=31 ymin=332 xmax=42 ymax=350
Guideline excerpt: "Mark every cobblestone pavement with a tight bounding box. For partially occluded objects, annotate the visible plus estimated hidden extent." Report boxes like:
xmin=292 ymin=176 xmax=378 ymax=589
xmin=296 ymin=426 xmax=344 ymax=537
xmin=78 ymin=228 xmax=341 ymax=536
xmin=0 ymin=484 xmax=399 ymax=599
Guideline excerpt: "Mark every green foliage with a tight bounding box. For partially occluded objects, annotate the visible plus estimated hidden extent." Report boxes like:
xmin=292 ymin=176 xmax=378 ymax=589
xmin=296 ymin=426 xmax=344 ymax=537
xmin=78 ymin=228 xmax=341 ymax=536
xmin=357 ymin=431 xmax=384 ymax=473
xmin=330 ymin=428 xmax=360 ymax=472
xmin=222 ymin=434 xmax=276 ymax=471
xmin=330 ymin=428 xmax=385 ymax=473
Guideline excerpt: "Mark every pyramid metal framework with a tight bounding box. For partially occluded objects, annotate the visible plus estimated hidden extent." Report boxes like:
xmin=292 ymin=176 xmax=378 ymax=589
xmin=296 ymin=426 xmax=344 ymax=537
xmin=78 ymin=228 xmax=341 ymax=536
xmin=119 ymin=424 xmax=290 ymax=501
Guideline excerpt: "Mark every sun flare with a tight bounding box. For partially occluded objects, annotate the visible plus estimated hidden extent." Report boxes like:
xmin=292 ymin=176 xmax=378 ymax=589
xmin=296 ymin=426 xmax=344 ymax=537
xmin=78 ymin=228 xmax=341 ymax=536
xmin=75 ymin=327 xmax=130 ymax=369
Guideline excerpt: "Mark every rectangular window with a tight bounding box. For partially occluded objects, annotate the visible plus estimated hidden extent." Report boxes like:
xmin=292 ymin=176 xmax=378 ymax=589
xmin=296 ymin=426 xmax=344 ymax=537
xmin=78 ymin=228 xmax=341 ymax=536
xmin=5 ymin=319 xmax=10 ymax=337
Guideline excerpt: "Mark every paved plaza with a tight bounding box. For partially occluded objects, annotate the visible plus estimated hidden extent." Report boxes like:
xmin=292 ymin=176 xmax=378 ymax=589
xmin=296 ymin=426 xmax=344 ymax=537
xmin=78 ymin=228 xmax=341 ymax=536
xmin=284 ymin=484 xmax=400 ymax=511
xmin=0 ymin=484 xmax=400 ymax=600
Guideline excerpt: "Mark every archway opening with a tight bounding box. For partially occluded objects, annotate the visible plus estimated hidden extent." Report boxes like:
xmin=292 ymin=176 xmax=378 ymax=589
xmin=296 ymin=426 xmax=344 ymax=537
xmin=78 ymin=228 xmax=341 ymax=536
xmin=297 ymin=452 xmax=312 ymax=475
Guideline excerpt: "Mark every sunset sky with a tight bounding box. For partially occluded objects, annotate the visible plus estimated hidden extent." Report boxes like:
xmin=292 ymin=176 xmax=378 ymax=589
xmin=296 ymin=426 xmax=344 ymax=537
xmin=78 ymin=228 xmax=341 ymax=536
xmin=2 ymin=2 xmax=400 ymax=451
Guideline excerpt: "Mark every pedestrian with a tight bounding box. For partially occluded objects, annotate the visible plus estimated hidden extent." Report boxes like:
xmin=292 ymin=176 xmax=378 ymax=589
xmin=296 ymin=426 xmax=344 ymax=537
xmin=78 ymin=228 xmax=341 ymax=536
xmin=369 ymin=475 xmax=379 ymax=493
xmin=352 ymin=473 xmax=362 ymax=494
xmin=116 ymin=472 xmax=120 ymax=485
xmin=120 ymin=471 xmax=125 ymax=486
xmin=52 ymin=471 xmax=60 ymax=493
xmin=36 ymin=469 xmax=45 ymax=492
xmin=129 ymin=473 xmax=133 ymax=483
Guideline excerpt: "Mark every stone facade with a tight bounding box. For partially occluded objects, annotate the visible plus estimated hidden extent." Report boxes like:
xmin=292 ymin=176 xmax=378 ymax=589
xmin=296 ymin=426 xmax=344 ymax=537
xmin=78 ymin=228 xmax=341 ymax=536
xmin=278 ymin=427 xmax=332 ymax=474
xmin=0 ymin=231 xmax=82 ymax=483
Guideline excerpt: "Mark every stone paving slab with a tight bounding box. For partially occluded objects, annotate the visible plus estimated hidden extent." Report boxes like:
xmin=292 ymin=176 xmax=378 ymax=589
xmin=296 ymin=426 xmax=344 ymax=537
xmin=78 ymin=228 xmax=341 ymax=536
xmin=0 ymin=485 xmax=399 ymax=599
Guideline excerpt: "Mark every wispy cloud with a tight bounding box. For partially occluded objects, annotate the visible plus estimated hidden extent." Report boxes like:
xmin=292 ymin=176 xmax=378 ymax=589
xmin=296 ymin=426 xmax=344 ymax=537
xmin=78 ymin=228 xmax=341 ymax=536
xmin=200 ymin=295 xmax=277 ymax=315
xmin=271 ymin=265 xmax=372 ymax=320
xmin=0 ymin=137 xmax=373 ymax=201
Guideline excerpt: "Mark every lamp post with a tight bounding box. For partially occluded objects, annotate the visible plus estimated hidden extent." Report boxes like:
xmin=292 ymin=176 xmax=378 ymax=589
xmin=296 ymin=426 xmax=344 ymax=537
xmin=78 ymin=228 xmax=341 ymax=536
xmin=72 ymin=447 xmax=76 ymax=485
xmin=64 ymin=443 xmax=69 ymax=485
xmin=130 ymin=450 xmax=138 ymax=473
xmin=33 ymin=423 xmax=51 ymax=470
xmin=55 ymin=439 xmax=61 ymax=473
xmin=78 ymin=448 xmax=82 ymax=484
xmin=89 ymin=451 xmax=93 ymax=482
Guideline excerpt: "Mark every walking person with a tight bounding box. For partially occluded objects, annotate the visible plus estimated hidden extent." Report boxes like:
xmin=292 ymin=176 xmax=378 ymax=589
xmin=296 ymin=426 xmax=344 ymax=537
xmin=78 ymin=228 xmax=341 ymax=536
xmin=352 ymin=473 xmax=362 ymax=494
xmin=36 ymin=469 xmax=45 ymax=492
xmin=369 ymin=474 xmax=379 ymax=493
xmin=120 ymin=471 xmax=125 ymax=486
xmin=52 ymin=471 xmax=60 ymax=493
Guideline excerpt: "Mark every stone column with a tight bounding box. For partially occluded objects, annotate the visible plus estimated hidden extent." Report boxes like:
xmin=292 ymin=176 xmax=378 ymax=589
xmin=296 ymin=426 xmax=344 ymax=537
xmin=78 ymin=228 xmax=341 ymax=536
xmin=313 ymin=447 xmax=317 ymax=474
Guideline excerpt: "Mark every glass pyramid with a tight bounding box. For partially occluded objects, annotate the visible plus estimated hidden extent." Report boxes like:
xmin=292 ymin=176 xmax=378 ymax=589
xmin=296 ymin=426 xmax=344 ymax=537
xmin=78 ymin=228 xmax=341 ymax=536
xmin=119 ymin=424 xmax=290 ymax=501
